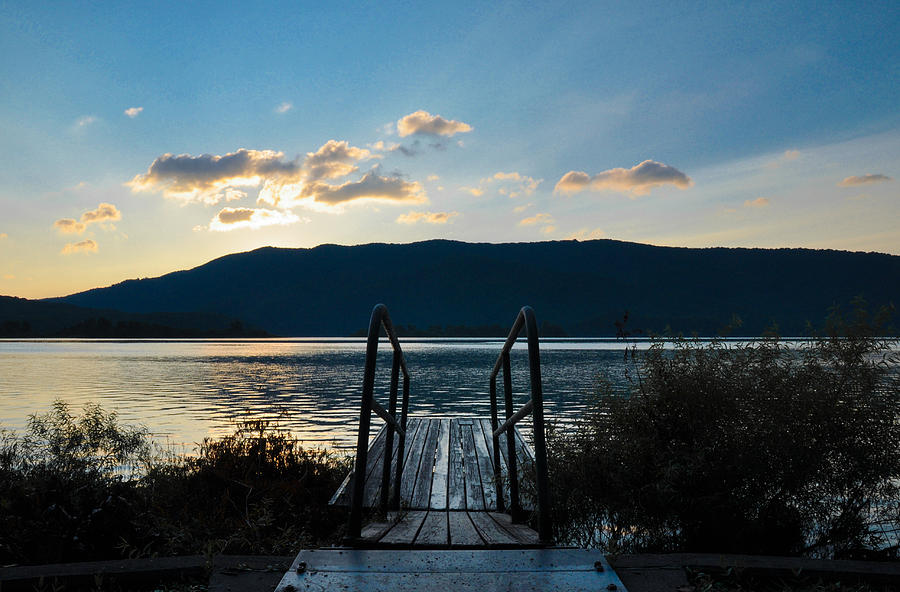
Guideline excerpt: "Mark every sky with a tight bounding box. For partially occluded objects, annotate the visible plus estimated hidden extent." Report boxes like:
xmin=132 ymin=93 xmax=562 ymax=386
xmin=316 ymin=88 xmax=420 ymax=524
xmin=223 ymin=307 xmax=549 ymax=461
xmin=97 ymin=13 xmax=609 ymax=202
xmin=1 ymin=1 xmax=898 ymax=299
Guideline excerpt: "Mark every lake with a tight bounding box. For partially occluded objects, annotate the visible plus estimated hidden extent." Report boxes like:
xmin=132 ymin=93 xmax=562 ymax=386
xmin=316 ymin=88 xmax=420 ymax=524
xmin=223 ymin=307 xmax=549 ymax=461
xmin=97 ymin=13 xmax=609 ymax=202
xmin=0 ymin=338 xmax=638 ymax=451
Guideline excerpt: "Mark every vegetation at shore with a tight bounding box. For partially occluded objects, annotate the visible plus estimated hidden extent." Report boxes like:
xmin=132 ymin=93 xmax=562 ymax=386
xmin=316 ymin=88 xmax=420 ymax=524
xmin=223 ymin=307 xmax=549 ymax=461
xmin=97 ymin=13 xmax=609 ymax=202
xmin=548 ymin=303 xmax=900 ymax=558
xmin=0 ymin=404 xmax=349 ymax=566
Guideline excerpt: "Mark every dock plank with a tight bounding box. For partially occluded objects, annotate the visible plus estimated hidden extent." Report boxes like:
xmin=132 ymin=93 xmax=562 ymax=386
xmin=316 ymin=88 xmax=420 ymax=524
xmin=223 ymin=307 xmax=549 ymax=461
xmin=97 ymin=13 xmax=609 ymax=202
xmin=411 ymin=419 xmax=440 ymax=508
xmin=399 ymin=419 xmax=431 ymax=505
xmin=414 ymin=511 xmax=448 ymax=546
xmin=489 ymin=512 xmax=540 ymax=545
xmin=429 ymin=418 xmax=451 ymax=510
xmin=467 ymin=511 xmax=521 ymax=547
xmin=447 ymin=420 xmax=466 ymax=510
xmin=448 ymin=511 xmax=483 ymax=546
xmin=380 ymin=511 xmax=427 ymax=545
xmin=470 ymin=420 xmax=497 ymax=510
xmin=459 ymin=420 xmax=485 ymax=510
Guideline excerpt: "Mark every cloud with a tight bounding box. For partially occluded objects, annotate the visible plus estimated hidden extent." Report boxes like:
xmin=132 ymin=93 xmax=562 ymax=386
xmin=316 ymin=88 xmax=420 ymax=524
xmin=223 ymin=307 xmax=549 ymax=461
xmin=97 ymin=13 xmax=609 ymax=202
xmin=744 ymin=197 xmax=770 ymax=208
xmin=463 ymin=171 xmax=542 ymax=198
xmin=303 ymin=140 xmax=374 ymax=182
xmin=54 ymin=218 xmax=86 ymax=234
xmin=566 ymin=227 xmax=606 ymax=240
xmin=80 ymin=202 xmax=121 ymax=223
xmin=555 ymin=160 xmax=692 ymax=196
xmin=519 ymin=213 xmax=554 ymax=226
xmin=75 ymin=115 xmax=97 ymax=129
xmin=124 ymin=107 xmax=143 ymax=118
xmin=426 ymin=174 xmax=440 ymax=181
xmin=208 ymin=207 xmax=302 ymax=231
xmin=303 ymin=171 xmax=425 ymax=206
xmin=54 ymin=203 xmax=122 ymax=235
xmin=397 ymin=110 xmax=472 ymax=137
xmin=275 ymin=102 xmax=293 ymax=114
xmin=61 ymin=239 xmax=98 ymax=254
xmin=2 ymin=274 xmax=13 ymax=280
xmin=783 ymin=149 xmax=800 ymax=161
xmin=396 ymin=210 xmax=459 ymax=225
xmin=838 ymin=174 xmax=893 ymax=187
xmin=513 ymin=203 xmax=532 ymax=213
xmin=0 ymin=233 xmax=7 ymax=240
xmin=128 ymin=148 xmax=303 ymax=204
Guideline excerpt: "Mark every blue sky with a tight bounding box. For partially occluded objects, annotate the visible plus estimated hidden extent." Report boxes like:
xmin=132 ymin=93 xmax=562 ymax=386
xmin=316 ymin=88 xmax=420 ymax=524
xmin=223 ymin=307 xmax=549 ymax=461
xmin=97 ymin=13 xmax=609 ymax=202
xmin=1 ymin=1 xmax=897 ymax=298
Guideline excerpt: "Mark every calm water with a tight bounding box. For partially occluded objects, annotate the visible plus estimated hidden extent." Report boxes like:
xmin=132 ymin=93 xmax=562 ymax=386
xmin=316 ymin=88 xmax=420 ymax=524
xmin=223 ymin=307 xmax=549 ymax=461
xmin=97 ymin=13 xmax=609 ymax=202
xmin=0 ymin=338 xmax=636 ymax=450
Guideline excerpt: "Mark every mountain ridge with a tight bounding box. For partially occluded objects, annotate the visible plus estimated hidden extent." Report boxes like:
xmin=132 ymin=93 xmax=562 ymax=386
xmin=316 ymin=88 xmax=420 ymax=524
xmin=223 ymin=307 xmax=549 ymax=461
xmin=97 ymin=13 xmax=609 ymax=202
xmin=45 ymin=239 xmax=900 ymax=336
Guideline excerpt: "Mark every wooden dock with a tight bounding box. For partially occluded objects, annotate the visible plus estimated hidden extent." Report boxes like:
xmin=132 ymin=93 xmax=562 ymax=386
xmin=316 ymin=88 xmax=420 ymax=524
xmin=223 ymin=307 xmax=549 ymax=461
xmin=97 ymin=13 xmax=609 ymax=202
xmin=274 ymin=304 xmax=629 ymax=591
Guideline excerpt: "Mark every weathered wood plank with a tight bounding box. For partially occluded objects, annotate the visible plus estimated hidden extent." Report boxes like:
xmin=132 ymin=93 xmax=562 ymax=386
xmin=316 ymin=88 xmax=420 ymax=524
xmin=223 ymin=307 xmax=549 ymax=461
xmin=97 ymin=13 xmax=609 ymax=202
xmin=399 ymin=419 xmax=431 ymax=504
xmin=414 ymin=511 xmax=448 ymax=546
xmin=379 ymin=511 xmax=427 ymax=545
xmin=459 ymin=421 xmax=484 ymax=510
xmin=467 ymin=511 xmax=520 ymax=546
xmin=477 ymin=418 xmax=511 ymax=510
xmin=363 ymin=423 xmax=392 ymax=506
xmin=470 ymin=420 xmax=497 ymax=511
xmin=447 ymin=420 xmax=466 ymax=510
xmin=411 ymin=419 xmax=440 ymax=508
xmin=447 ymin=511 xmax=483 ymax=546
xmin=488 ymin=512 xmax=540 ymax=545
xmin=330 ymin=423 xmax=387 ymax=505
xmin=429 ymin=418 xmax=451 ymax=510
xmin=359 ymin=512 xmax=399 ymax=542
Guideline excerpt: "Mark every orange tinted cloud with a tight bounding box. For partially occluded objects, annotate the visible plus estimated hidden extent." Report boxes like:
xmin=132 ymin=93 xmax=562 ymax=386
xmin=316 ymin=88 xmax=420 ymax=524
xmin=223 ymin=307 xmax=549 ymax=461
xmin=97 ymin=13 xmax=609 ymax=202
xmin=555 ymin=160 xmax=692 ymax=196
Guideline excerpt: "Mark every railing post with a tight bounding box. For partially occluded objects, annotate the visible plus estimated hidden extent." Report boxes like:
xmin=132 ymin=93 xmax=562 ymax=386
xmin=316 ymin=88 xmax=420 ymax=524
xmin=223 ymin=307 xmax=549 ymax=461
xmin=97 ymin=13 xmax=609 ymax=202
xmin=523 ymin=307 xmax=552 ymax=543
xmin=380 ymin=352 xmax=400 ymax=511
xmin=347 ymin=305 xmax=384 ymax=540
xmin=502 ymin=349 xmax=523 ymax=521
xmin=489 ymin=374 xmax=505 ymax=513
xmin=392 ymin=370 xmax=409 ymax=510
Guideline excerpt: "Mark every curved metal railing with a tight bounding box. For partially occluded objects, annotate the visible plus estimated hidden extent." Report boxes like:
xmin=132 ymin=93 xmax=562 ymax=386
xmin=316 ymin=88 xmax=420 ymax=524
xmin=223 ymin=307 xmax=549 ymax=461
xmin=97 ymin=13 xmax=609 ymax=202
xmin=489 ymin=306 xmax=552 ymax=544
xmin=346 ymin=303 xmax=410 ymax=540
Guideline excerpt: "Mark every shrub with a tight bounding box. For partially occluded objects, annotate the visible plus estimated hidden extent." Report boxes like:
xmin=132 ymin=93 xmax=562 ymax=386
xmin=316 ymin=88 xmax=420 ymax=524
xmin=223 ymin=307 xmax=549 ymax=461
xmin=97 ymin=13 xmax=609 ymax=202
xmin=0 ymin=405 xmax=350 ymax=565
xmin=549 ymin=305 xmax=900 ymax=557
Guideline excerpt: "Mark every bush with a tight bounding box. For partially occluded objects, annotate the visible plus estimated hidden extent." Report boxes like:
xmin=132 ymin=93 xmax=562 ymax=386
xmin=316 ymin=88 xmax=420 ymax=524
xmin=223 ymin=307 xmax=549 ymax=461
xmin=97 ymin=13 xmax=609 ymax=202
xmin=0 ymin=405 xmax=350 ymax=565
xmin=549 ymin=305 xmax=900 ymax=557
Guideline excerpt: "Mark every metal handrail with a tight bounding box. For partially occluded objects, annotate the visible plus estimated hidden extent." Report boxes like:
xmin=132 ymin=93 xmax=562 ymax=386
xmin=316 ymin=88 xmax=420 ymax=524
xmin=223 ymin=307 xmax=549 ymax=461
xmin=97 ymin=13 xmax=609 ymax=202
xmin=489 ymin=306 xmax=552 ymax=544
xmin=346 ymin=303 xmax=410 ymax=540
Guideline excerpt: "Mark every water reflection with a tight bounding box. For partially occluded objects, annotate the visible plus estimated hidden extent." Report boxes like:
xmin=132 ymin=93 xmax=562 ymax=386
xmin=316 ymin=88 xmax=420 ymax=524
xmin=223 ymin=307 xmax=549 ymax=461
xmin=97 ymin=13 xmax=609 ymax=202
xmin=0 ymin=338 xmax=637 ymax=450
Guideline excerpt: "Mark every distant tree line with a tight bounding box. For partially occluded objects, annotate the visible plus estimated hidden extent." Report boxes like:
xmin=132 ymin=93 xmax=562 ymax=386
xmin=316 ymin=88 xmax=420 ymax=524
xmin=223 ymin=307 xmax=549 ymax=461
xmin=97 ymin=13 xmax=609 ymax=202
xmin=351 ymin=320 xmax=569 ymax=338
xmin=0 ymin=317 xmax=270 ymax=338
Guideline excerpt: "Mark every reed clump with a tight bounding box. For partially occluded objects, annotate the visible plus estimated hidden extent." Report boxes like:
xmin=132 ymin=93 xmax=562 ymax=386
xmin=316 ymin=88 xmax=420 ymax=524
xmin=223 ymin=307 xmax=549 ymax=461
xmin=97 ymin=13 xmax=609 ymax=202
xmin=549 ymin=304 xmax=900 ymax=558
xmin=0 ymin=403 xmax=350 ymax=566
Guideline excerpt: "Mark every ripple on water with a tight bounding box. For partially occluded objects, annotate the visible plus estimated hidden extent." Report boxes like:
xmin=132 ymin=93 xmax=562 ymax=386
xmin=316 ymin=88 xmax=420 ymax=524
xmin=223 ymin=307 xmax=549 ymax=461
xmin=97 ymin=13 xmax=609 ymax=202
xmin=0 ymin=340 xmax=632 ymax=450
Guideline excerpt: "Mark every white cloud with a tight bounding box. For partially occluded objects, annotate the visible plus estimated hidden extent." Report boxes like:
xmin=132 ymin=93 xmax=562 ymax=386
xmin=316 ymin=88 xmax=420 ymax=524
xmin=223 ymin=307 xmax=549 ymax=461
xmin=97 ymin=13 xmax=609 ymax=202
xmin=74 ymin=115 xmax=97 ymax=129
xmin=208 ymin=207 xmax=302 ymax=231
xmin=396 ymin=210 xmax=459 ymax=224
xmin=275 ymin=101 xmax=293 ymax=114
xmin=397 ymin=110 xmax=473 ymax=137
xmin=463 ymin=171 xmax=542 ymax=198
xmin=303 ymin=171 xmax=425 ymax=206
xmin=519 ymin=212 xmax=554 ymax=226
xmin=124 ymin=107 xmax=143 ymax=118
xmin=744 ymin=197 xmax=770 ymax=208
xmin=80 ymin=202 xmax=121 ymax=223
xmin=54 ymin=203 xmax=122 ymax=235
xmin=54 ymin=218 xmax=86 ymax=234
xmin=61 ymin=239 xmax=98 ymax=254
xmin=513 ymin=203 xmax=532 ymax=213
xmin=555 ymin=160 xmax=692 ymax=196
xmin=838 ymin=174 xmax=893 ymax=187
xmin=128 ymin=148 xmax=303 ymax=204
